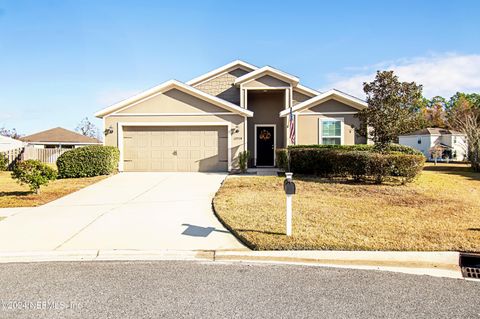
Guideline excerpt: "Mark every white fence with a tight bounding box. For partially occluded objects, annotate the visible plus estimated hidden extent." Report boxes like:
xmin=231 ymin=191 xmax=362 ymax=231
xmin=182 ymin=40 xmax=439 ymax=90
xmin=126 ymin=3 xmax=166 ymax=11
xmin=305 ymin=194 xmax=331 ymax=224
xmin=2 ymin=147 xmax=24 ymax=167
xmin=1 ymin=147 xmax=68 ymax=166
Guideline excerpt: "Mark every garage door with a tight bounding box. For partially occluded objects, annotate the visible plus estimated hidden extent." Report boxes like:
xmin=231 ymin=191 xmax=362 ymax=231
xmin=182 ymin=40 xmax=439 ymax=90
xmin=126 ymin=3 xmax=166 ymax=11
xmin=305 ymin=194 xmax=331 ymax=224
xmin=123 ymin=126 xmax=228 ymax=172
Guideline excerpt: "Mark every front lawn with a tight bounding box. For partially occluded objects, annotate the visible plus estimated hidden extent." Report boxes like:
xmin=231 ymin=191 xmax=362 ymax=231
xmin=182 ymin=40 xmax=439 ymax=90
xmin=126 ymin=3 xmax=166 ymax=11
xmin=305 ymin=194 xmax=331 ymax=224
xmin=0 ymin=171 xmax=107 ymax=208
xmin=213 ymin=163 xmax=480 ymax=252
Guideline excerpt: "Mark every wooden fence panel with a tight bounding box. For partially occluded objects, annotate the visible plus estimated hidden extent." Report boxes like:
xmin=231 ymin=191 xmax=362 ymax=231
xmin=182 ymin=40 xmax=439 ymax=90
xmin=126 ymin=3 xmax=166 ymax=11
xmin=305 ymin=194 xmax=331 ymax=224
xmin=22 ymin=147 xmax=68 ymax=164
xmin=1 ymin=147 xmax=70 ymax=166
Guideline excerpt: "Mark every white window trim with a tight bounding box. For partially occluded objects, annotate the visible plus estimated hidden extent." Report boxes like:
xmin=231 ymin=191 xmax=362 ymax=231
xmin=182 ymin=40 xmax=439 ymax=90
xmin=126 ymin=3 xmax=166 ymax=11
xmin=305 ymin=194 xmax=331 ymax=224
xmin=318 ymin=117 xmax=344 ymax=145
xmin=254 ymin=124 xmax=276 ymax=167
xmin=117 ymin=122 xmax=231 ymax=172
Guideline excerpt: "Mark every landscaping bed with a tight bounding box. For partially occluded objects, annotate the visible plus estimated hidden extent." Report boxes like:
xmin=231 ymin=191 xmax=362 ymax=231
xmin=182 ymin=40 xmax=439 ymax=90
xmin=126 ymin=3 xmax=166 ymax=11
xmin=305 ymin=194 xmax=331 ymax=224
xmin=0 ymin=171 xmax=107 ymax=208
xmin=213 ymin=164 xmax=480 ymax=252
xmin=0 ymin=145 xmax=119 ymax=208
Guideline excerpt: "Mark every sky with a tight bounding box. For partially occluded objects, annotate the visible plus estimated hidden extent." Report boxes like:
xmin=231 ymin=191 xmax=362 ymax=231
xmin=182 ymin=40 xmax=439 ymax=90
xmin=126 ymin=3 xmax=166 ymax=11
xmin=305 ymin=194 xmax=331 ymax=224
xmin=1 ymin=0 xmax=480 ymax=135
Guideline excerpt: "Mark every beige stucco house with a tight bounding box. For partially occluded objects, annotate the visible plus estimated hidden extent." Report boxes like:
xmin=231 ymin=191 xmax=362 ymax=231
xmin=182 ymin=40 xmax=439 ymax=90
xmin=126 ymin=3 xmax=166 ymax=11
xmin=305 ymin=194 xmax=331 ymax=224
xmin=95 ymin=60 xmax=367 ymax=172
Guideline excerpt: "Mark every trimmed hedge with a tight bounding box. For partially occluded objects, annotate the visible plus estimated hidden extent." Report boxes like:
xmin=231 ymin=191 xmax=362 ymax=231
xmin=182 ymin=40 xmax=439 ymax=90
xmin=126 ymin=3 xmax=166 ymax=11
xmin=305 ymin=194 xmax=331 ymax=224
xmin=276 ymin=144 xmax=425 ymax=183
xmin=275 ymin=147 xmax=289 ymax=171
xmin=57 ymin=145 xmax=119 ymax=178
xmin=0 ymin=153 xmax=7 ymax=171
xmin=289 ymin=143 xmax=423 ymax=155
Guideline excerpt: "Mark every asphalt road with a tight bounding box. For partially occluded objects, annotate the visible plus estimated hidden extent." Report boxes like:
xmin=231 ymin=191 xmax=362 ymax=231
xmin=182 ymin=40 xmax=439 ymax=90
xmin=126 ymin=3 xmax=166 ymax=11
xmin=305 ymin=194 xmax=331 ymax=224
xmin=0 ymin=261 xmax=478 ymax=319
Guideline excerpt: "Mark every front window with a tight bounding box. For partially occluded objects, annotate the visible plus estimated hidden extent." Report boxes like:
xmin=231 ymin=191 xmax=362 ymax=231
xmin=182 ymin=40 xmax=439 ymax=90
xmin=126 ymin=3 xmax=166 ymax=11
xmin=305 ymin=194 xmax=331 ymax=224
xmin=321 ymin=119 xmax=342 ymax=145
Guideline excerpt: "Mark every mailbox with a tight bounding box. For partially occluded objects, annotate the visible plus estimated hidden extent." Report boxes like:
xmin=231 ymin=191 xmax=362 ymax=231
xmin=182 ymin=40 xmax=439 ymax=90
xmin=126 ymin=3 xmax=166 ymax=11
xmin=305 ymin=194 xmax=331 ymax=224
xmin=284 ymin=179 xmax=296 ymax=195
xmin=283 ymin=172 xmax=295 ymax=236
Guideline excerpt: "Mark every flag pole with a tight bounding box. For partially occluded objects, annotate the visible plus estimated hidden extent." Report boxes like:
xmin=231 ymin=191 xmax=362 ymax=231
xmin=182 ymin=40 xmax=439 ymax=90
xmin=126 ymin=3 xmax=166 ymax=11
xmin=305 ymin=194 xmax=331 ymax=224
xmin=288 ymin=106 xmax=293 ymax=173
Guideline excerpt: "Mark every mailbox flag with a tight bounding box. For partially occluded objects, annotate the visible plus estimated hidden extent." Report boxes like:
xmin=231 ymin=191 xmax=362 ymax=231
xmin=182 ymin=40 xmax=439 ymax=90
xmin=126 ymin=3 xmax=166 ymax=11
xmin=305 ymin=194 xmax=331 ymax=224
xmin=289 ymin=107 xmax=295 ymax=144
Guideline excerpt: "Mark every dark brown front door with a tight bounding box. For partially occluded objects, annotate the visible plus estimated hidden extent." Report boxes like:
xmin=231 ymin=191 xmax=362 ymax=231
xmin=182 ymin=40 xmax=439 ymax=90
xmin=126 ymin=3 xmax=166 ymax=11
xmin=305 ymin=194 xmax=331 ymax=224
xmin=256 ymin=126 xmax=275 ymax=166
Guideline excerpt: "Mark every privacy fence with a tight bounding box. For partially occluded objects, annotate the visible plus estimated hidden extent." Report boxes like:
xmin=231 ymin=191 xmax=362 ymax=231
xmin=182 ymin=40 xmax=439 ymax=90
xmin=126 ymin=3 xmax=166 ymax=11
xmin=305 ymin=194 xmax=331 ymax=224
xmin=1 ymin=147 xmax=68 ymax=167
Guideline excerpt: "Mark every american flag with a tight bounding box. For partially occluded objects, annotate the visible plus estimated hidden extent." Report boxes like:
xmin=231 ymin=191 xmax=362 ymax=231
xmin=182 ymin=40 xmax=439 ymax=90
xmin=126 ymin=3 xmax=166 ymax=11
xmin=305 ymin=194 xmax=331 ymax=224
xmin=289 ymin=107 xmax=295 ymax=144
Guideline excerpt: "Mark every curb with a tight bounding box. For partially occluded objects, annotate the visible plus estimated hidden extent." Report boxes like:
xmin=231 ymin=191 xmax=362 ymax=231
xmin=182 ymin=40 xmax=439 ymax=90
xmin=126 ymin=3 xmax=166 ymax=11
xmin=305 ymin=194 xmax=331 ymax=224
xmin=215 ymin=250 xmax=463 ymax=279
xmin=215 ymin=250 xmax=460 ymax=270
xmin=0 ymin=249 xmax=466 ymax=280
xmin=0 ymin=250 xmax=214 ymax=263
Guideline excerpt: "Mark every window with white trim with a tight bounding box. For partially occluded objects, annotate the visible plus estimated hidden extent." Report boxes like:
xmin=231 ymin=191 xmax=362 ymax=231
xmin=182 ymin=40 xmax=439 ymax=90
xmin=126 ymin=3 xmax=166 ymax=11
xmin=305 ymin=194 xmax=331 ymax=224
xmin=320 ymin=119 xmax=342 ymax=145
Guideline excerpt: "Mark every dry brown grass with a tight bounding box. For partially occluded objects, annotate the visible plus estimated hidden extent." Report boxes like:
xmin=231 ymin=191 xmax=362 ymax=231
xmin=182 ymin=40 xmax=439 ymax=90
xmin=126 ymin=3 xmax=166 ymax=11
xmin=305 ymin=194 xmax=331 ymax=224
xmin=0 ymin=171 xmax=108 ymax=208
xmin=214 ymin=163 xmax=480 ymax=252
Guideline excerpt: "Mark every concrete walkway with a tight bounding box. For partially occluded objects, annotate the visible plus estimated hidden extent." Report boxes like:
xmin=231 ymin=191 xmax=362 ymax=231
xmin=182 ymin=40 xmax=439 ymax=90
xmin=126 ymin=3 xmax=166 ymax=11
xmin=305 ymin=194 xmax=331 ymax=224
xmin=0 ymin=173 xmax=246 ymax=252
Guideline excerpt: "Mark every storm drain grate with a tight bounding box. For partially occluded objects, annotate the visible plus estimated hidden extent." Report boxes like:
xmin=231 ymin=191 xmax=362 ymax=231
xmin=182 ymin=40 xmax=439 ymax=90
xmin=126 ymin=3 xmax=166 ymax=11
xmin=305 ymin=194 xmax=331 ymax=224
xmin=460 ymin=253 xmax=480 ymax=279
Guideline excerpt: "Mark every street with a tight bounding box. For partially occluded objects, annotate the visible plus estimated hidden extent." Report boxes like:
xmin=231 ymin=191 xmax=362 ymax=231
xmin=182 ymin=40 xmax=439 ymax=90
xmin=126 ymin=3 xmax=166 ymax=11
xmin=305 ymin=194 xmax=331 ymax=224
xmin=0 ymin=261 xmax=478 ymax=318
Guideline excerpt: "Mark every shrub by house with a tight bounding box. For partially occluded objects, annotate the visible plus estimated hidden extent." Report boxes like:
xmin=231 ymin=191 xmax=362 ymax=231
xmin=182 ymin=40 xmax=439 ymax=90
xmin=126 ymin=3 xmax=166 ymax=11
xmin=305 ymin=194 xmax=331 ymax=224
xmin=57 ymin=145 xmax=119 ymax=178
xmin=276 ymin=144 xmax=425 ymax=183
xmin=0 ymin=153 xmax=7 ymax=171
xmin=11 ymin=160 xmax=57 ymax=194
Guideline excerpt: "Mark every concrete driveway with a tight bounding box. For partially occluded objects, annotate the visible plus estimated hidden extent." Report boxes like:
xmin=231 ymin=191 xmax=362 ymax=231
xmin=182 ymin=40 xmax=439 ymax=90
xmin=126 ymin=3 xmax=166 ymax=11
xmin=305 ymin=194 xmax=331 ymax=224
xmin=0 ymin=173 xmax=246 ymax=252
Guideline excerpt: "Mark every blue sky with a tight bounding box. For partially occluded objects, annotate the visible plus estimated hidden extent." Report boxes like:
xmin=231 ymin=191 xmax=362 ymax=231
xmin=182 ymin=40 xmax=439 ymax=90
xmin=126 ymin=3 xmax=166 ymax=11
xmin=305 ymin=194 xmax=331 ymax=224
xmin=1 ymin=0 xmax=480 ymax=135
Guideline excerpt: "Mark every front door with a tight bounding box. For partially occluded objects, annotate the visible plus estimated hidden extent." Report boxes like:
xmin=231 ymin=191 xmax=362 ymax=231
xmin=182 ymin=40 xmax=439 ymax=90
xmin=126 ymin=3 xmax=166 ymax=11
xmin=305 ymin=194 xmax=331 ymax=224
xmin=256 ymin=125 xmax=275 ymax=166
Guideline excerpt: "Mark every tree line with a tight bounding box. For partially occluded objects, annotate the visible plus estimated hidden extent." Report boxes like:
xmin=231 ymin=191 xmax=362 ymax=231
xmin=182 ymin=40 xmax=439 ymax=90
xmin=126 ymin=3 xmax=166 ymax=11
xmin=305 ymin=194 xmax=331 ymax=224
xmin=357 ymin=70 xmax=480 ymax=171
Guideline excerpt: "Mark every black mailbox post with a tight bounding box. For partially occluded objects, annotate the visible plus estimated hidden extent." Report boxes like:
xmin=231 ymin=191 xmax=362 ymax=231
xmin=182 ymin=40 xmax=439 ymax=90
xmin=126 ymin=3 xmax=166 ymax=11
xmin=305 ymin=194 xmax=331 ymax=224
xmin=284 ymin=179 xmax=296 ymax=195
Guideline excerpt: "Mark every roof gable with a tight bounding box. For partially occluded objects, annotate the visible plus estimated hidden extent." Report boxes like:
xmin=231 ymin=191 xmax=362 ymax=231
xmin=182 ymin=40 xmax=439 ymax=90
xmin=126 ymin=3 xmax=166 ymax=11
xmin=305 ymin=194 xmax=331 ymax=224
xmin=186 ymin=60 xmax=257 ymax=87
xmin=242 ymin=75 xmax=291 ymax=88
xmin=187 ymin=60 xmax=320 ymax=97
xmin=95 ymin=80 xmax=253 ymax=118
xmin=279 ymin=89 xmax=367 ymax=117
xmin=234 ymin=66 xmax=300 ymax=86
xmin=116 ymin=88 xmax=235 ymax=115
xmin=400 ymin=128 xmax=464 ymax=136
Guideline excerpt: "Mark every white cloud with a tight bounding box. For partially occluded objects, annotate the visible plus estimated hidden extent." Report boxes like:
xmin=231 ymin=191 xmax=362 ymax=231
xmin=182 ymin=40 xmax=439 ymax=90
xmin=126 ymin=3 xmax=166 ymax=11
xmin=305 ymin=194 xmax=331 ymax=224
xmin=323 ymin=53 xmax=480 ymax=99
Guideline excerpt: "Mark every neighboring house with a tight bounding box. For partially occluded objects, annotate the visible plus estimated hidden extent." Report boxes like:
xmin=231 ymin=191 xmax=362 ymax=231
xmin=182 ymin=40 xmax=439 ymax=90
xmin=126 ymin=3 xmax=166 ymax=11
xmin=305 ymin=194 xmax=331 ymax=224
xmin=0 ymin=135 xmax=25 ymax=152
xmin=20 ymin=127 xmax=101 ymax=149
xmin=95 ymin=60 xmax=367 ymax=172
xmin=399 ymin=128 xmax=468 ymax=161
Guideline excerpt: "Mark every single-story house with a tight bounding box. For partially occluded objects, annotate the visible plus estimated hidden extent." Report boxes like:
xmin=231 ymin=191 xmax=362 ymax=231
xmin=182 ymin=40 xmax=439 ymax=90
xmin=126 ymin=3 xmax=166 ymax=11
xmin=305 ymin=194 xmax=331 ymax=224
xmin=399 ymin=128 xmax=468 ymax=161
xmin=0 ymin=135 xmax=25 ymax=152
xmin=21 ymin=127 xmax=101 ymax=149
xmin=95 ymin=60 xmax=367 ymax=172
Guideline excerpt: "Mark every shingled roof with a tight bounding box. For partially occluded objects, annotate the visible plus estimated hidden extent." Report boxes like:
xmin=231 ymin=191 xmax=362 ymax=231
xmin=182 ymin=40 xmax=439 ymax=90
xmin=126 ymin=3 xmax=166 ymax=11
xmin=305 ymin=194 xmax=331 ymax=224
xmin=21 ymin=127 xmax=101 ymax=144
xmin=401 ymin=128 xmax=464 ymax=136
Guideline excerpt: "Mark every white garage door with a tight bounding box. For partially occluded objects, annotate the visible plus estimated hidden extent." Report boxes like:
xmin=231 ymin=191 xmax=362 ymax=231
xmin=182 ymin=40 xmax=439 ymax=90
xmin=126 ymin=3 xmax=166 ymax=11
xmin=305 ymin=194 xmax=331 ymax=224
xmin=123 ymin=126 xmax=228 ymax=172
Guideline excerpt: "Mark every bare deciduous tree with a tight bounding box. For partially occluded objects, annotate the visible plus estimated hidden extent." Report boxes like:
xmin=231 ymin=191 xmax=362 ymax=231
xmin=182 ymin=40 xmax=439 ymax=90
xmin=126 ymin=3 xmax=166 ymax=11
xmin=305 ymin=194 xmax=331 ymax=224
xmin=447 ymin=93 xmax=480 ymax=171
xmin=75 ymin=117 xmax=99 ymax=139
xmin=0 ymin=127 xmax=22 ymax=139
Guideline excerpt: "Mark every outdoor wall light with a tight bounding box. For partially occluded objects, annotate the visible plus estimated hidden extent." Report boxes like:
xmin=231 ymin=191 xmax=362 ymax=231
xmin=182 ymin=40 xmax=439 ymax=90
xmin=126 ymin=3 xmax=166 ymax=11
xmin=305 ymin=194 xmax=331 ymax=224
xmin=231 ymin=126 xmax=239 ymax=134
xmin=104 ymin=126 xmax=114 ymax=136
